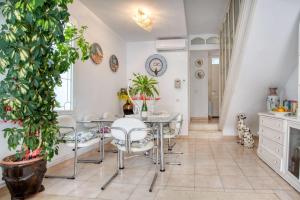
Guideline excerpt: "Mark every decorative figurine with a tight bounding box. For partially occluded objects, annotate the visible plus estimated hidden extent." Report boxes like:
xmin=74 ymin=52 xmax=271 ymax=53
xmin=237 ymin=113 xmax=247 ymax=145
xmin=243 ymin=127 xmax=254 ymax=149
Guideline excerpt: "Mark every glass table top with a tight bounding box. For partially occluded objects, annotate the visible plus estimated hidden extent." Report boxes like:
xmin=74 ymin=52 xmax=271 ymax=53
xmin=77 ymin=113 xmax=179 ymax=123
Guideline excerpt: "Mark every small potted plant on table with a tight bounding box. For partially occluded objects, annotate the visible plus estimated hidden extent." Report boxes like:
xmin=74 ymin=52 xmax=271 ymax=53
xmin=130 ymin=73 xmax=159 ymax=117
xmin=0 ymin=0 xmax=90 ymax=199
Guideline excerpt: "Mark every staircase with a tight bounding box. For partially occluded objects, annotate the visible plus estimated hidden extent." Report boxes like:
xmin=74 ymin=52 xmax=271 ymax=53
xmin=188 ymin=119 xmax=222 ymax=139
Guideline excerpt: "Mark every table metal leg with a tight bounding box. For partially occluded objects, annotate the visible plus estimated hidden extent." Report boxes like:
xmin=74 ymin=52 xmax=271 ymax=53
xmin=159 ymin=123 xmax=165 ymax=172
xmin=118 ymin=150 xmax=124 ymax=169
xmin=100 ymin=122 xmax=105 ymax=161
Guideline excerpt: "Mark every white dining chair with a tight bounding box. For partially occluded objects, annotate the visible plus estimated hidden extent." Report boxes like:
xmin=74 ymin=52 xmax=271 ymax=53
xmin=101 ymin=118 xmax=159 ymax=192
xmin=45 ymin=115 xmax=102 ymax=179
xmin=163 ymin=114 xmax=183 ymax=165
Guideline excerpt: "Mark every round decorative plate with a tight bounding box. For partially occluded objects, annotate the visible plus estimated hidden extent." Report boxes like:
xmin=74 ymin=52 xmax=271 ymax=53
xmin=145 ymin=54 xmax=167 ymax=77
xmin=195 ymin=70 xmax=205 ymax=79
xmin=90 ymin=43 xmax=103 ymax=64
xmin=109 ymin=55 xmax=119 ymax=72
xmin=194 ymin=58 xmax=203 ymax=67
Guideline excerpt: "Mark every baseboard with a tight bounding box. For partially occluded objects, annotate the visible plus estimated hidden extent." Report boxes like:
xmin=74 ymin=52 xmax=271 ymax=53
xmin=0 ymin=143 xmax=99 ymax=189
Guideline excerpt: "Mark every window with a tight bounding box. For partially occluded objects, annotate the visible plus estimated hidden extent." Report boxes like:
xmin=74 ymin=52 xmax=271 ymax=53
xmin=206 ymin=37 xmax=219 ymax=44
xmin=54 ymin=66 xmax=73 ymax=111
xmin=212 ymin=57 xmax=220 ymax=65
xmin=191 ymin=37 xmax=205 ymax=45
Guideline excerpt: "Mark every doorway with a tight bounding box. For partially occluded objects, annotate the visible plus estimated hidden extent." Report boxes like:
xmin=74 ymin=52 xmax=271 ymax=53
xmin=208 ymin=54 xmax=220 ymax=120
xmin=189 ymin=50 xmax=220 ymax=130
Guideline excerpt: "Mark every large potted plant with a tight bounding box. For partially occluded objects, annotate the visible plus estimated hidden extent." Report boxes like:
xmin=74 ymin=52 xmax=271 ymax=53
xmin=130 ymin=73 xmax=159 ymax=117
xmin=0 ymin=0 xmax=90 ymax=199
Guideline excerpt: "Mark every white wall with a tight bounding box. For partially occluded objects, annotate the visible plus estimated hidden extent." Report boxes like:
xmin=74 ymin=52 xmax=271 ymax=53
xmin=284 ymin=67 xmax=298 ymax=100
xmin=70 ymin=0 xmax=127 ymax=118
xmin=0 ymin=0 xmax=127 ymax=186
xmin=126 ymin=41 xmax=189 ymax=134
xmin=222 ymin=0 xmax=300 ymax=135
xmin=190 ymin=51 xmax=209 ymax=118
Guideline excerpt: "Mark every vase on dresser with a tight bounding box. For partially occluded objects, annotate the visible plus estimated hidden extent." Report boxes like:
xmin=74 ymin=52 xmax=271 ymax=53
xmin=266 ymin=87 xmax=279 ymax=111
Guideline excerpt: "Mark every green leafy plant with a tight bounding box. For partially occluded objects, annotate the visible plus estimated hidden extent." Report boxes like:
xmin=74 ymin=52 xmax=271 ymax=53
xmin=0 ymin=0 xmax=90 ymax=161
xmin=130 ymin=73 xmax=159 ymax=99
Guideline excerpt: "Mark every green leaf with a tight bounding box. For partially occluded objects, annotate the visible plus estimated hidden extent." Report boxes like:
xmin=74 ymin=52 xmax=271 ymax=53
xmin=30 ymin=0 xmax=47 ymax=9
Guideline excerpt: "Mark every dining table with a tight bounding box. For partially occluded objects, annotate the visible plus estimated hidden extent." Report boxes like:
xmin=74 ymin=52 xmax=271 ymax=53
xmin=81 ymin=112 xmax=179 ymax=172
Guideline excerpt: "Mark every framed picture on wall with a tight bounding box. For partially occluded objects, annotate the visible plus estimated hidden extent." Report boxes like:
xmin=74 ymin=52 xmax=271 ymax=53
xmin=109 ymin=55 xmax=119 ymax=72
xmin=90 ymin=43 xmax=103 ymax=64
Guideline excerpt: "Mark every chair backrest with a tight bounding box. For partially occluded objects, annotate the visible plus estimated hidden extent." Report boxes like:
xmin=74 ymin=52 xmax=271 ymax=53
xmin=102 ymin=112 xmax=113 ymax=119
xmin=57 ymin=115 xmax=76 ymax=135
xmin=170 ymin=114 xmax=183 ymax=135
xmin=83 ymin=114 xmax=99 ymax=128
xmin=111 ymin=118 xmax=147 ymax=142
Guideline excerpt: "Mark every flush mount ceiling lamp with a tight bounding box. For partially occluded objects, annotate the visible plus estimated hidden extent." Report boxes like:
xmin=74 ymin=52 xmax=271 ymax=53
xmin=133 ymin=9 xmax=153 ymax=32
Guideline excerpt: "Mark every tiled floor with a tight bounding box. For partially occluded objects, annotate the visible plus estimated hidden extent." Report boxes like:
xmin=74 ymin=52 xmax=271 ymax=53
xmin=1 ymin=137 xmax=300 ymax=200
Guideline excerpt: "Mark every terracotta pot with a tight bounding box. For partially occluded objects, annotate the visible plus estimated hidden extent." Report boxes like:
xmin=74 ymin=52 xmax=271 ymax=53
xmin=0 ymin=156 xmax=47 ymax=200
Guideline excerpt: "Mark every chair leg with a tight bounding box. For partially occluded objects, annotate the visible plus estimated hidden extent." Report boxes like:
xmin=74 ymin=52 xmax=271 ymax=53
xmin=101 ymin=170 xmax=119 ymax=190
xmin=78 ymin=137 xmax=103 ymax=164
xmin=45 ymin=133 xmax=78 ymax=179
xmin=101 ymin=149 xmax=121 ymax=190
xmin=165 ymin=137 xmax=182 ymax=166
xmin=165 ymin=138 xmax=183 ymax=155
xmin=149 ymin=146 xmax=158 ymax=192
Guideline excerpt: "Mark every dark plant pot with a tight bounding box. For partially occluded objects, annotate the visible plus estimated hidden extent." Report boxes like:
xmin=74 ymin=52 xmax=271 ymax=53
xmin=0 ymin=156 xmax=47 ymax=200
xmin=123 ymin=101 xmax=134 ymax=116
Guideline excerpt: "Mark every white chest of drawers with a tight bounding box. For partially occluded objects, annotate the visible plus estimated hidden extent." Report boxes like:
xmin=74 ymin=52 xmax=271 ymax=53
xmin=257 ymin=113 xmax=300 ymax=192
xmin=257 ymin=115 xmax=286 ymax=172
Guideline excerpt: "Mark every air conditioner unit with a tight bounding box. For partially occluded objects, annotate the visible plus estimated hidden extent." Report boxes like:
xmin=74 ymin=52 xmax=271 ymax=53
xmin=156 ymin=39 xmax=187 ymax=51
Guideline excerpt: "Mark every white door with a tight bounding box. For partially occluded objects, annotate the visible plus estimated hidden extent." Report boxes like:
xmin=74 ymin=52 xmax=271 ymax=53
xmin=209 ymin=58 xmax=220 ymax=117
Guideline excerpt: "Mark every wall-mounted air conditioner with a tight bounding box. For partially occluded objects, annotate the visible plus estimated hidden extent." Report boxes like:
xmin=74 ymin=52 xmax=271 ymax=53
xmin=156 ymin=39 xmax=187 ymax=51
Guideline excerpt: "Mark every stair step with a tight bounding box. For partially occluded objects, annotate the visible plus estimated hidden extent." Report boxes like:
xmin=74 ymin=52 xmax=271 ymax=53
xmin=189 ymin=123 xmax=219 ymax=131
xmin=188 ymin=130 xmax=223 ymax=139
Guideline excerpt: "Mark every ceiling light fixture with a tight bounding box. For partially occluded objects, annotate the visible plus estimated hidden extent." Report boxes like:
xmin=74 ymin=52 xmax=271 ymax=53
xmin=133 ymin=9 xmax=153 ymax=32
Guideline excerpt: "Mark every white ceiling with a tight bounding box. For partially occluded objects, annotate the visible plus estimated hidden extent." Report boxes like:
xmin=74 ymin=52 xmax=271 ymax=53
xmin=80 ymin=0 xmax=187 ymax=42
xmin=79 ymin=0 xmax=229 ymax=41
xmin=184 ymin=0 xmax=229 ymax=34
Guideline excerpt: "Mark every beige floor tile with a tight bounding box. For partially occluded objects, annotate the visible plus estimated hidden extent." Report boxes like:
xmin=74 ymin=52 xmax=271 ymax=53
xmin=155 ymin=189 xmax=191 ymax=200
xmin=215 ymin=158 xmax=237 ymax=167
xmin=274 ymin=189 xmax=300 ymax=200
xmin=217 ymin=166 xmax=243 ymax=176
xmin=139 ymin=170 xmax=170 ymax=186
xmin=221 ymin=175 xmax=252 ymax=189
xmin=195 ymin=175 xmax=223 ymax=189
xmin=97 ymin=183 xmax=136 ymax=200
xmin=247 ymin=176 xmax=281 ymax=190
xmin=1 ymin=138 xmax=300 ymax=200
xmin=43 ymin=179 xmax=80 ymax=196
xmin=128 ymin=185 xmax=161 ymax=200
xmin=167 ymin=174 xmax=195 ymax=188
xmin=240 ymin=165 xmax=270 ymax=177
xmin=189 ymin=191 xmax=219 ymax=200
xmin=272 ymin=176 xmax=295 ymax=190
xmin=195 ymin=166 xmax=218 ymax=176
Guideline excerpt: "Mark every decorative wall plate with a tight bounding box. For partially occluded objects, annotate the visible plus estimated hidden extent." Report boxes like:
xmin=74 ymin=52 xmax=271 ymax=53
xmin=90 ymin=43 xmax=103 ymax=64
xmin=194 ymin=58 xmax=203 ymax=67
xmin=109 ymin=55 xmax=119 ymax=72
xmin=145 ymin=54 xmax=167 ymax=77
xmin=195 ymin=70 xmax=205 ymax=79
